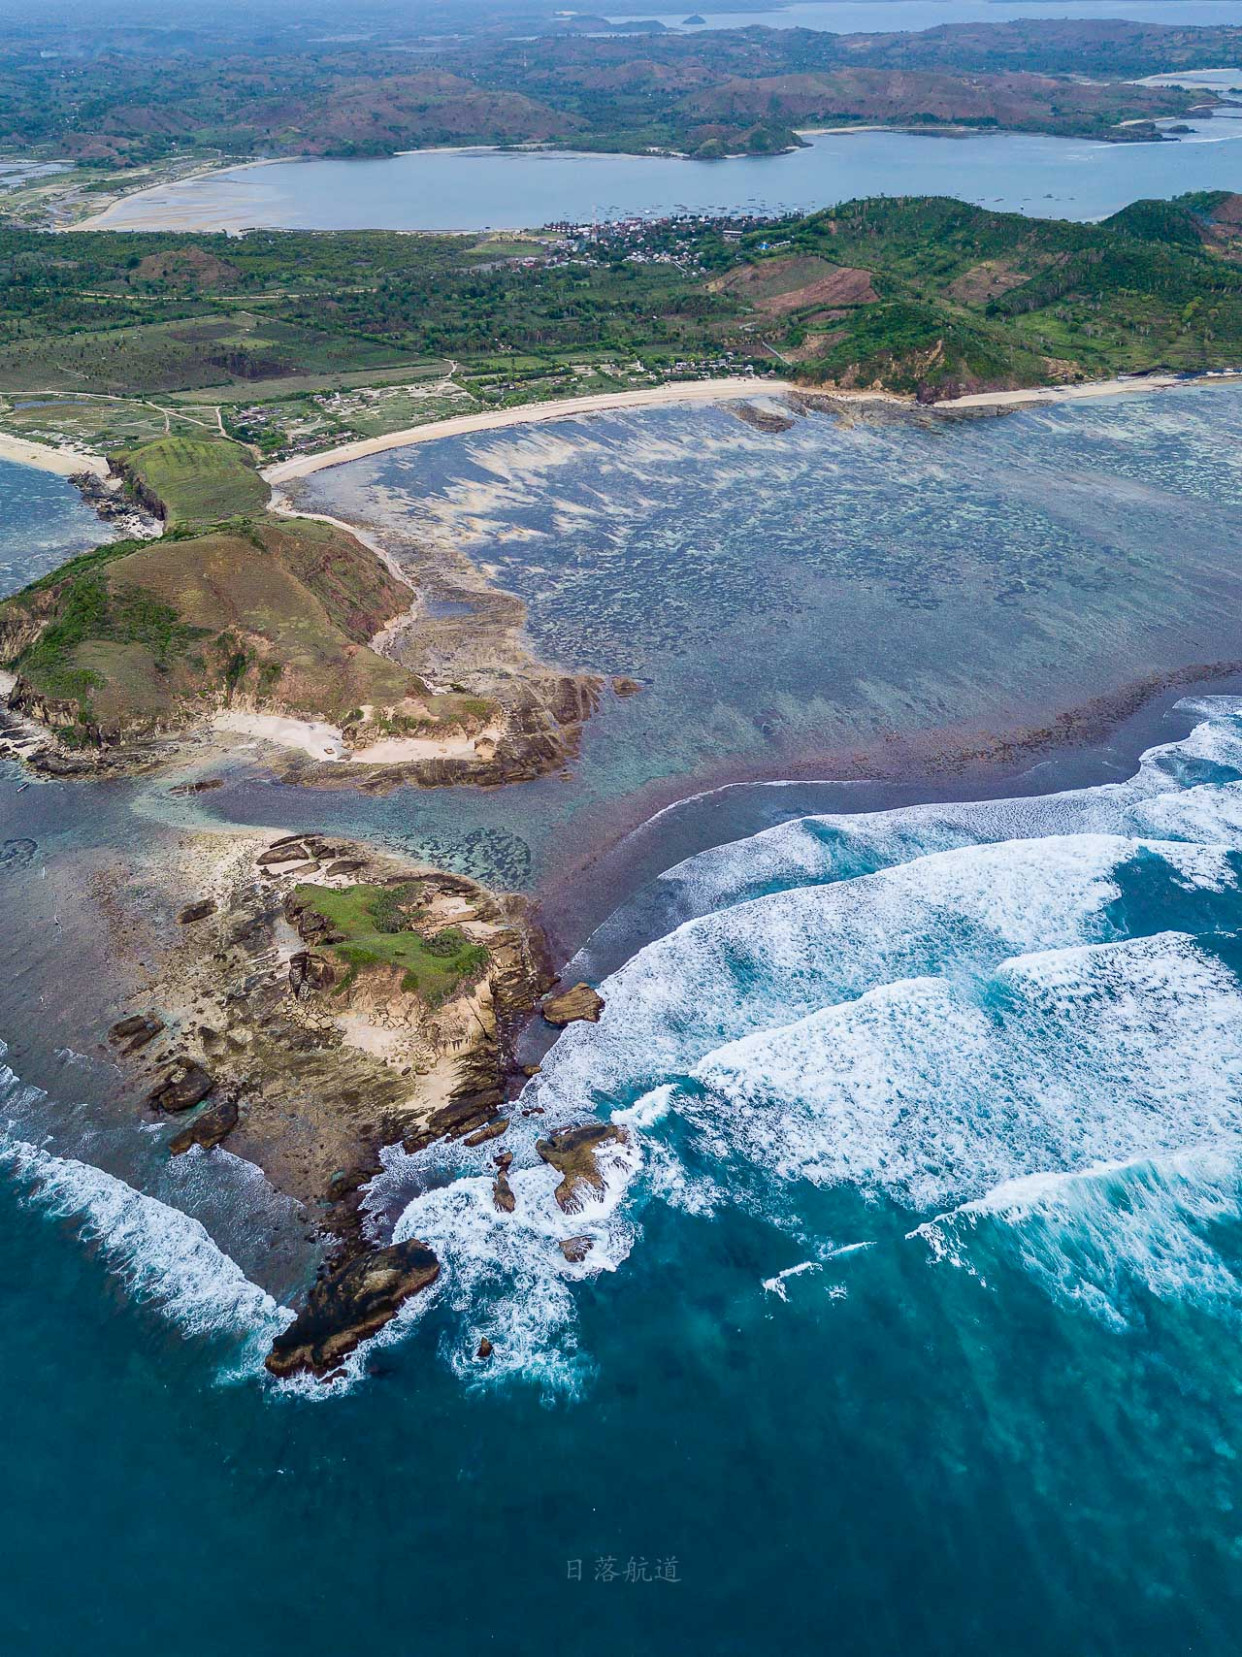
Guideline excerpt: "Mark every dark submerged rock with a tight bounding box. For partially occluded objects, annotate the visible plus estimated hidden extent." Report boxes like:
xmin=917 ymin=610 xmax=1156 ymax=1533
xmin=265 ymin=1239 xmax=441 ymax=1379
xmin=178 ymin=898 xmax=217 ymax=924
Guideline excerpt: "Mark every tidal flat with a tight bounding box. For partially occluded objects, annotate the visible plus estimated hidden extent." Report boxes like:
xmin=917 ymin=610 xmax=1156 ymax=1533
xmin=241 ymin=382 xmax=1242 ymax=907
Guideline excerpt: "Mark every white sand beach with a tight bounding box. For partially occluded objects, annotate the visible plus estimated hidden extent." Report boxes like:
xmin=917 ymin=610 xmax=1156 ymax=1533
xmin=264 ymin=370 xmax=1242 ymax=485
xmin=0 ymin=431 xmax=109 ymax=478
xmin=262 ymin=378 xmax=795 ymax=482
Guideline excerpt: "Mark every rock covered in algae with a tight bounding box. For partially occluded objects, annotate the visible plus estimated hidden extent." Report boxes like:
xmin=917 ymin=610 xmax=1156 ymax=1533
xmin=265 ymin=1239 xmax=440 ymax=1379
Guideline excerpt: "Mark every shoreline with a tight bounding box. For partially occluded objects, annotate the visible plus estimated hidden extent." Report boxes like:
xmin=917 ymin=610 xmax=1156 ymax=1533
xmin=0 ymin=430 xmax=108 ymax=479
xmin=263 ymin=368 xmax=1240 ymax=482
xmin=3 ymin=372 xmax=1236 ymax=491
xmin=263 ymin=378 xmax=794 ymax=481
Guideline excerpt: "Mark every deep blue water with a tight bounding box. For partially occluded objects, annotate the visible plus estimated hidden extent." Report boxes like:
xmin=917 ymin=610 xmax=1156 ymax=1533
xmin=7 ymin=700 xmax=1242 ymax=1653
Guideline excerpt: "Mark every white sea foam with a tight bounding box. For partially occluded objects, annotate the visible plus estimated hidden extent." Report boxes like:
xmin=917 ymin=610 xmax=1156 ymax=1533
xmin=912 ymin=1144 xmax=1242 ymax=1328
xmin=531 ymin=831 xmax=1236 ymax=1119
xmin=633 ymin=698 xmax=1242 ymax=929
xmin=387 ymin=1127 xmax=643 ymax=1396
xmin=14 ymin=703 xmax=1242 ymax=1389
xmin=678 ymin=932 xmax=1242 ymax=1211
xmin=0 ymin=1129 xmax=292 ymax=1376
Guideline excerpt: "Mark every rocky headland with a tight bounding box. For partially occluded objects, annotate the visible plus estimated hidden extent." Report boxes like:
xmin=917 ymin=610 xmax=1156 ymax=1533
xmin=96 ymin=824 xmax=566 ymax=1376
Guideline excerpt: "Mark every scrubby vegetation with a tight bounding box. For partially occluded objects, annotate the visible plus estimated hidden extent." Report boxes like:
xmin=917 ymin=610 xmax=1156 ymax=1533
xmin=291 ymin=882 xmax=490 ymax=1004
xmin=0 ymin=507 xmax=417 ymax=739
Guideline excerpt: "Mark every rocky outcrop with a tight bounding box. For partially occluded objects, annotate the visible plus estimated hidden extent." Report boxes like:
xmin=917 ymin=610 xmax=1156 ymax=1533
xmin=536 ymin=1122 xmax=626 ymax=1214
xmin=541 ymin=982 xmax=604 ymax=1026
xmin=108 ymin=1012 xmax=165 ymax=1054
xmin=168 ymin=1096 xmax=239 ymax=1154
xmin=289 ymin=950 xmax=336 ymax=998
xmin=69 ymin=471 xmax=159 ymax=537
xmin=178 ymin=898 xmax=217 ymax=924
xmin=611 ymin=676 xmax=643 ymax=697
xmin=559 ymin=1235 xmax=594 ymax=1263
xmin=264 ymin=1238 xmax=441 ymax=1379
xmin=148 ymin=1059 xmax=214 ymax=1113
xmin=463 ymin=1117 xmax=509 ymax=1147
xmin=492 ymin=1168 xmax=516 ymax=1212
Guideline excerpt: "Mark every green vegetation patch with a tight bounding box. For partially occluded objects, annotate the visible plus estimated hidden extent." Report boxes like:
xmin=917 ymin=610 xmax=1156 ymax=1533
xmin=16 ymin=571 xmax=209 ymax=707
xmin=117 ymin=436 xmax=270 ymax=525
xmin=294 ymin=882 xmax=490 ymax=1005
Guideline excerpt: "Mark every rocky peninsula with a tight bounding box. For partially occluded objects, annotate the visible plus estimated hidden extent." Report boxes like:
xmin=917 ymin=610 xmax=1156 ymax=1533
xmin=96 ymin=821 xmax=583 ymax=1377
xmin=0 ymin=434 xmax=607 ymax=790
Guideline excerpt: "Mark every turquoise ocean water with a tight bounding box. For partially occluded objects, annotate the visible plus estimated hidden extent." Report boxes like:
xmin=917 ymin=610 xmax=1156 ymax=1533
xmin=5 ymin=410 xmax=1242 ymax=1650
xmin=7 ymin=699 xmax=1242 ymax=1652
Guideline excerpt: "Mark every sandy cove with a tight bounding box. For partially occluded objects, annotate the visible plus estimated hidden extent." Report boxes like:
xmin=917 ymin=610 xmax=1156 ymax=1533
xmin=0 ymin=430 xmax=109 ymax=478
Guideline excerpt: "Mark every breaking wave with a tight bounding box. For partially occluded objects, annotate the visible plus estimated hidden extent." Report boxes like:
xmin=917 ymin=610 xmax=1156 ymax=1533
xmin=399 ymin=694 xmax=1242 ymax=1371
xmin=13 ymin=697 xmax=1242 ymax=1391
xmin=0 ymin=1051 xmax=292 ymax=1383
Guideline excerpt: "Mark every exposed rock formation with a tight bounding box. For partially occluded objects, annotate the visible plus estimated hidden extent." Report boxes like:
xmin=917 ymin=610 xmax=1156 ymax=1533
xmin=492 ymin=1168 xmax=517 ymax=1213
xmin=148 ymin=1059 xmax=214 ymax=1113
xmin=536 ymin=1122 xmax=627 ymax=1214
xmin=108 ymin=1012 xmax=164 ymax=1054
xmin=265 ymin=1239 xmax=441 ymax=1379
xmin=178 ymin=898 xmax=217 ymax=924
xmin=541 ymin=982 xmax=605 ymax=1026
xmin=168 ymin=1096 xmax=239 ymax=1154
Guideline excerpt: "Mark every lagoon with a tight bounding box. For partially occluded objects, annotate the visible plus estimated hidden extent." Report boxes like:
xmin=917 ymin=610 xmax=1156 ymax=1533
xmin=84 ymin=113 xmax=1242 ymax=233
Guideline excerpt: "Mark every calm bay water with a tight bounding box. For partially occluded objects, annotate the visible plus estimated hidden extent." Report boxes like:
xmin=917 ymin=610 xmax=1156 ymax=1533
xmin=617 ymin=0 xmax=1242 ymax=31
xmin=86 ymin=112 xmax=1242 ymax=232
xmin=5 ymin=390 xmax=1242 ymax=1651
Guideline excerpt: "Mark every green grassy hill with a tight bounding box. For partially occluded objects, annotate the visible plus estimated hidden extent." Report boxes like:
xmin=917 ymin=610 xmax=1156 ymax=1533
xmin=0 ymin=513 xmax=418 ymax=744
xmin=113 ymin=436 xmax=271 ymax=526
